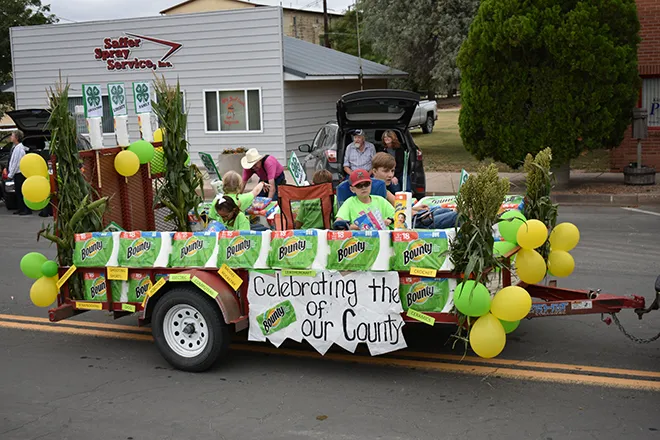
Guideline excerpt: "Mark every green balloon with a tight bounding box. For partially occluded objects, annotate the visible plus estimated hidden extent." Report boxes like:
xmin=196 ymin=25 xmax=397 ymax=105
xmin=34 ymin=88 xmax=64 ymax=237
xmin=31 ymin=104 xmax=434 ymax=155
xmin=499 ymin=210 xmax=526 ymax=244
xmin=494 ymin=240 xmax=517 ymax=257
xmin=454 ymin=281 xmax=492 ymax=317
xmin=24 ymin=197 xmax=49 ymax=211
xmin=151 ymin=148 xmax=165 ymax=174
xmin=20 ymin=252 xmax=48 ymax=279
xmin=499 ymin=319 xmax=520 ymax=334
xmin=41 ymin=260 xmax=59 ymax=278
xmin=128 ymin=140 xmax=155 ymax=164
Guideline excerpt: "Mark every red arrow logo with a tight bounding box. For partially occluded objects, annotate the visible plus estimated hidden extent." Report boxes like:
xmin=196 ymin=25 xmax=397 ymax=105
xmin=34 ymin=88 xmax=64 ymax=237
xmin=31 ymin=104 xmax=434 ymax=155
xmin=126 ymin=33 xmax=183 ymax=62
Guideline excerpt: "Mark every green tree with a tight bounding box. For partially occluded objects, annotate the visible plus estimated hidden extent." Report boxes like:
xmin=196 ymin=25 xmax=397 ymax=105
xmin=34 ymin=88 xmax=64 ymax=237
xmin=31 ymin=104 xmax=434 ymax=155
xmin=327 ymin=4 xmax=386 ymax=65
xmin=361 ymin=0 xmax=480 ymax=97
xmin=458 ymin=0 xmax=640 ymax=168
xmin=0 ymin=0 xmax=57 ymax=117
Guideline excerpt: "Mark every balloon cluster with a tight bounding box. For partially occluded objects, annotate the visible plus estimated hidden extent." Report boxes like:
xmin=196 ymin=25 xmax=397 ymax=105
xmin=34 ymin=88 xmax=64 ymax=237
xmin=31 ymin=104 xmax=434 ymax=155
xmin=20 ymin=252 xmax=59 ymax=308
xmin=114 ymin=140 xmax=155 ymax=177
xmin=19 ymin=154 xmax=51 ymax=208
xmin=454 ymin=281 xmax=532 ymax=358
xmin=496 ymin=211 xmax=580 ymax=284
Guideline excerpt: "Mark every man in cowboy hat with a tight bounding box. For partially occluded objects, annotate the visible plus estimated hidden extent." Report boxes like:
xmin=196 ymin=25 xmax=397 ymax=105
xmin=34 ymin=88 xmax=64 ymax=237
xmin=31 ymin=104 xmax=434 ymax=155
xmin=240 ymin=148 xmax=286 ymax=201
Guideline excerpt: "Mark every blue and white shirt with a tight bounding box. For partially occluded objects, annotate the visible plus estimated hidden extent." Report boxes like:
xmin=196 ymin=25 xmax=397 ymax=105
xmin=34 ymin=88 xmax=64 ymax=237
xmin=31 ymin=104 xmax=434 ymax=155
xmin=343 ymin=141 xmax=376 ymax=171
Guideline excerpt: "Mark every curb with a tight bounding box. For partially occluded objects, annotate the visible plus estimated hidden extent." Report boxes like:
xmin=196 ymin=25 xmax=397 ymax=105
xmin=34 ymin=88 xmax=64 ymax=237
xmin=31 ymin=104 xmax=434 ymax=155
xmin=426 ymin=192 xmax=660 ymax=206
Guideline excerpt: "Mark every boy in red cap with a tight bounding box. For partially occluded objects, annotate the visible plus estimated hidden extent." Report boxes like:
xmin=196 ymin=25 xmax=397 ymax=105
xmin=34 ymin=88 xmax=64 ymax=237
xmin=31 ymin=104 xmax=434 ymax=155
xmin=335 ymin=169 xmax=395 ymax=230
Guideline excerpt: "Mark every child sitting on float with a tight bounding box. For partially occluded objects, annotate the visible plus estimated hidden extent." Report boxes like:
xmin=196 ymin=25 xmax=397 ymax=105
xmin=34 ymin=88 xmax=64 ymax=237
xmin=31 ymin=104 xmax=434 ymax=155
xmin=209 ymin=196 xmax=250 ymax=231
xmin=335 ymin=169 xmax=394 ymax=230
xmin=294 ymin=169 xmax=336 ymax=230
xmin=216 ymin=170 xmax=269 ymax=211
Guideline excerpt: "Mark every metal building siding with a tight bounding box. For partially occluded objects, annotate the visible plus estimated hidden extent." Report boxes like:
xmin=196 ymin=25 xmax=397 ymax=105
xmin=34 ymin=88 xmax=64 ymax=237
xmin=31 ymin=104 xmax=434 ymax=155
xmin=10 ymin=7 xmax=286 ymax=162
xmin=282 ymin=79 xmax=388 ymax=154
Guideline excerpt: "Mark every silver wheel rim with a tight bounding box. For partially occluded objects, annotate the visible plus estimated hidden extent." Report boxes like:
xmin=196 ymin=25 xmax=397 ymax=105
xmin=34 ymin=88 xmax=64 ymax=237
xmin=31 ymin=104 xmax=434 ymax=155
xmin=162 ymin=304 xmax=209 ymax=358
xmin=427 ymin=118 xmax=433 ymax=132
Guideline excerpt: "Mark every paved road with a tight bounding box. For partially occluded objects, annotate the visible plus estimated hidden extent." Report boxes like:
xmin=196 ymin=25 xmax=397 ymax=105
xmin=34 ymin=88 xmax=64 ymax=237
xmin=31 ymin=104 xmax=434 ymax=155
xmin=0 ymin=205 xmax=659 ymax=440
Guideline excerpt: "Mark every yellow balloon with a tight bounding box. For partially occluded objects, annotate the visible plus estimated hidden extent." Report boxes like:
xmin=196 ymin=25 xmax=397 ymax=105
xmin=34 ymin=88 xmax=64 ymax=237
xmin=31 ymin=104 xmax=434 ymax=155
xmin=30 ymin=276 xmax=59 ymax=308
xmin=549 ymin=222 xmax=580 ymax=252
xmin=516 ymin=219 xmax=548 ymax=250
xmin=491 ymin=286 xmax=532 ymax=322
xmin=547 ymin=250 xmax=575 ymax=277
xmin=469 ymin=313 xmax=506 ymax=359
xmin=516 ymin=248 xmax=546 ymax=284
xmin=22 ymin=175 xmax=51 ymax=203
xmin=154 ymin=128 xmax=164 ymax=143
xmin=20 ymin=153 xmax=48 ymax=178
xmin=114 ymin=150 xmax=140 ymax=177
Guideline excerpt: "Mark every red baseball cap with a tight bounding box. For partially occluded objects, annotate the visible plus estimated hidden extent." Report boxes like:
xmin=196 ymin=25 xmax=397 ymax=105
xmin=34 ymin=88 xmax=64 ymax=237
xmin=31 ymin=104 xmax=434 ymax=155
xmin=350 ymin=169 xmax=371 ymax=186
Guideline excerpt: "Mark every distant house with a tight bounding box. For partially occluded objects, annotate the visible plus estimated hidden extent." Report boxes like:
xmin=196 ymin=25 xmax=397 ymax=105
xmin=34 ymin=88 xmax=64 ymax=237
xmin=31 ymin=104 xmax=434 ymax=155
xmin=160 ymin=0 xmax=344 ymax=45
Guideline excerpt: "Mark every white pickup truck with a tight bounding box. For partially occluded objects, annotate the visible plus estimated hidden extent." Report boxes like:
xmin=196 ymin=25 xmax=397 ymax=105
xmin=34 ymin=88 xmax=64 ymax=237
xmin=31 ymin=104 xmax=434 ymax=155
xmin=408 ymin=100 xmax=438 ymax=134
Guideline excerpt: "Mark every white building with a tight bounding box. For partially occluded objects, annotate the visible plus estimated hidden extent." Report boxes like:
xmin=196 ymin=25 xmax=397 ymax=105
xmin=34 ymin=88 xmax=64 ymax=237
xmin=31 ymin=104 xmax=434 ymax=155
xmin=10 ymin=7 xmax=405 ymax=163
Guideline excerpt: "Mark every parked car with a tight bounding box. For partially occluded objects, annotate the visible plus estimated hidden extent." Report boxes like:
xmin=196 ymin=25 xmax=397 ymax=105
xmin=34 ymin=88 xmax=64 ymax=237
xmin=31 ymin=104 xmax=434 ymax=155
xmin=299 ymin=90 xmax=426 ymax=199
xmin=408 ymin=99 xmax=438 ymax=134
xmin=0 ymin=109 xmax=91 ymax=211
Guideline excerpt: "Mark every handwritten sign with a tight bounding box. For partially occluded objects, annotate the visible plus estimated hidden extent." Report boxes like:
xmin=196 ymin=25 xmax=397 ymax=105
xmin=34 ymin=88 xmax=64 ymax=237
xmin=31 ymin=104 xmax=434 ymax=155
xmin=108 ymin=82 xmax=127 ymax=116
xmin=56 ymin=265 xmax=77 ymax=290
xmin=192 ymin=276 xmax=218 ymax=299
xmin=410 ymin=267 xmax=436 ymax=278
xmin=169 ymin=273 xmax=191 ymax=282
xmin=82 ymin=84 xmax=103 ymax=118
xmin=121 ymin=303 xmax=136 ymax=313
xmin=281 ymin=269 xmax=317 ymax=277
xmin=247 ymin=271 xmax=406 ymax=356
xmin=406 ymin=309 xmax=435 ymax=326
xmin=132 ymin=81 xmax=152 ymax=114
xmin=218 ymin=265 xmax=242 ymax=291
xmin=107 ymin=267 xmax=128 ymax=281
xmin=76 ymin=301 xmax=103 ymax=311
xmin=288 ymin=151 xmax=308 ymax=186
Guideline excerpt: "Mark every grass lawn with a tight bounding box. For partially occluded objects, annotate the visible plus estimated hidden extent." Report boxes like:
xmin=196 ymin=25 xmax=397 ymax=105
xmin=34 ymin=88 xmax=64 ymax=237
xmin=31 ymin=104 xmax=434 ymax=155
xmin=413 ymin=110 xmax=611 ymax=172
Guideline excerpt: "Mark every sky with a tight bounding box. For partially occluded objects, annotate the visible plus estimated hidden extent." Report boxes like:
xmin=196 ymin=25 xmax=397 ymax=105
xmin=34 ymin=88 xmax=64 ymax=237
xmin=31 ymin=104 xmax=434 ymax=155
xmin=46 ymin=0 xmax=355 ymax=23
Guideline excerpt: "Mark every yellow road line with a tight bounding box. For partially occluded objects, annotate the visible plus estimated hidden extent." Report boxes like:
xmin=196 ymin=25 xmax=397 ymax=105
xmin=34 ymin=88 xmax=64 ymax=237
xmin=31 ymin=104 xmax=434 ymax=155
xmin=0 ymin=321 xmax=154 ymax=342
xmin=0 ymin=313 xmax=152 ymax=333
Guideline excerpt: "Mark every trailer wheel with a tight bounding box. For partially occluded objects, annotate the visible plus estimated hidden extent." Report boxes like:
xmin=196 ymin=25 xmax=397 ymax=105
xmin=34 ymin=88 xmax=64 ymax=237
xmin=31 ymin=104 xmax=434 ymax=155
xmin=152 ymin=286 xmax=230 ymax=372
xmin=422 ymin=115 xmax=434 ymax=134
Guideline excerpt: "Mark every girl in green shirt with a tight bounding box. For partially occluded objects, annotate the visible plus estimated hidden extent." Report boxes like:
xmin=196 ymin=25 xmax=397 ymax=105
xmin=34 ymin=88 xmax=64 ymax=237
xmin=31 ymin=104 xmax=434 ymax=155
xmin=213 ymin=196 xmax=250 ymax=231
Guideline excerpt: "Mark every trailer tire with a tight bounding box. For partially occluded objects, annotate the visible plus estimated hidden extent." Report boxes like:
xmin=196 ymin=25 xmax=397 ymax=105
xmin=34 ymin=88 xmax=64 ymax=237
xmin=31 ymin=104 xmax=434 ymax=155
xmin=152 ymin=286 xmax=230 ymax=372
xmin=421 ymin=115 xmax=434 ymax=134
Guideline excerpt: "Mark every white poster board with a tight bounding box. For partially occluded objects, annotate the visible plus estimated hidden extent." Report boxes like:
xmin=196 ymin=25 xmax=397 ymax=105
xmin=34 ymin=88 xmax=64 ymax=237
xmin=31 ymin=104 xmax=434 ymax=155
xmin=288 ymin=151 xmax=308 ymax=186
xmin=82 ymin=84 xmax=103 ymax=118
xmin=107 ymin=82 xmax=127 ymax=116
xmin=247 ymin=270 xmax=406 ymax=355
xmin=132 ymin=81 xmax=153 ymax=114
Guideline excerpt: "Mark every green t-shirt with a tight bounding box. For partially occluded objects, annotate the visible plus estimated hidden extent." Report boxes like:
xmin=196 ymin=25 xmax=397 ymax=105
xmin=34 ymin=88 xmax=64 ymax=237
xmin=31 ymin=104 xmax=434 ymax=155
xmin=296 ymin=198 xmax=337 ymax=229
xmin=336 ymin=195 xmax=395 ymax=229
xmin=210 ymin=193 xmax=255 ymax=212
xmin=221 ymin=212 xmax=251 ymax=231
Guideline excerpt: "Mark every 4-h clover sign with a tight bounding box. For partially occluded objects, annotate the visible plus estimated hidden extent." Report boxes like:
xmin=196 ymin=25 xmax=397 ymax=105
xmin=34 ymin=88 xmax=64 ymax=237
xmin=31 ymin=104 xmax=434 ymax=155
xmin=132 ymin=82 xmax=152 ymax=114
xmin=108 ymin=82 xmax=127 ymax=116
xmin=82 ymin=84 xmax=104 ymax=118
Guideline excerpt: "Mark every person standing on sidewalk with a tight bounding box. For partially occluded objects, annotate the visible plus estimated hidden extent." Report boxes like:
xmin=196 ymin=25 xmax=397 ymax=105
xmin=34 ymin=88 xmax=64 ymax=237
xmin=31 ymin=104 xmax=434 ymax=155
xmin=7 ymin=129 xmax=31 ymax=216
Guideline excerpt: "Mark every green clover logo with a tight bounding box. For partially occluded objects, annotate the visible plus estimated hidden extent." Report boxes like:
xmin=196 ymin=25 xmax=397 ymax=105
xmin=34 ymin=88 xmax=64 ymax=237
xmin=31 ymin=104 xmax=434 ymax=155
xmin=135 ymin=84 xmax=149 ymax=103
xmin=111 ymin=85 xmax=125 ymax=106
xmin=87 ymin=86 xmax=101 ymax=107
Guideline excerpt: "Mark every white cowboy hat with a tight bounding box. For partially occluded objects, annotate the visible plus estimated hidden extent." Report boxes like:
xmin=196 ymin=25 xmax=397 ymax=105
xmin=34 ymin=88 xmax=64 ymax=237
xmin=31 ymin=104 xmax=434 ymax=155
xmin=241 ymin=148 xmax=264 ymax=169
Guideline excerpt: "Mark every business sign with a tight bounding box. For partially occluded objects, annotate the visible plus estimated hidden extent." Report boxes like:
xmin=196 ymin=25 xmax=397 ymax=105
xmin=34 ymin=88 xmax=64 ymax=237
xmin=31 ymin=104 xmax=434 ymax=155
xmin=82 ymin=84 xmax=103 ymax=118
xmin=132 ymin=82 xmax=152 ymax=114
xmin=107 ymin=82 xmax=127 ymax=116
xmin=93 ymin=34 xmax=182 ymax=71
xmin=247 ymin=270 xmax=407 ymax=356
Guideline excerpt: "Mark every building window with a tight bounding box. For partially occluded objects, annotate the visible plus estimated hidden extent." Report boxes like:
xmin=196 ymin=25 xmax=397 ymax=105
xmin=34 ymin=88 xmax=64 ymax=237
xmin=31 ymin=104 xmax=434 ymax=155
xmin=204 ymin=89 xmax=262 ymax=133
xmin=642 ymin=77 xmax=660 ymax=127
xmin=68 ymin=96 xmax=114 ymax=134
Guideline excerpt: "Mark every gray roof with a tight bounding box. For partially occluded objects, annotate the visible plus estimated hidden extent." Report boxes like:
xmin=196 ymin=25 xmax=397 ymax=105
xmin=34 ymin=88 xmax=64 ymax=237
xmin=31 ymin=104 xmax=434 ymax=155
xmin=283 ymin=36 xmax=407 ymax=79
xmin=0 ymin=79 xmax=13 ymax=93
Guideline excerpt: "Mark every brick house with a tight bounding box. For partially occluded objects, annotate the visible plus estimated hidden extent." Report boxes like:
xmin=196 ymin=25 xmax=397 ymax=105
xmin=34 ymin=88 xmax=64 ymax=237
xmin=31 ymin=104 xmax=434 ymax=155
xmin=611 ymin=0 xmax=660 ymax=171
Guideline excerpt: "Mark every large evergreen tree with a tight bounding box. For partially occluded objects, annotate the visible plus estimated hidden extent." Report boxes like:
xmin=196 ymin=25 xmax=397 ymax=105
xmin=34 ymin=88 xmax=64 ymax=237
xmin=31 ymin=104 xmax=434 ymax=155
xmin=458 ymin=0 xmax=640 ymax=167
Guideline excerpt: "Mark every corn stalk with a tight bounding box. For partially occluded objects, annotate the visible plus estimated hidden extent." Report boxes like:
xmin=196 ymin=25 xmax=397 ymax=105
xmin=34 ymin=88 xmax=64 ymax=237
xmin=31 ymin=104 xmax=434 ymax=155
xmin=523 ymin=147 xmax=558 ymax=259
xmin=152 ymin=76 xmax=203 ymax=231
xmin=38 ymin=78 xmax=107 ymax=298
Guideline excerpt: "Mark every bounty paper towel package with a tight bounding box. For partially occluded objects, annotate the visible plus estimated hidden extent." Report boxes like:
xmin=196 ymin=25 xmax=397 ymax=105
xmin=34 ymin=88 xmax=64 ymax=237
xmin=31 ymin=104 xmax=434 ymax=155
xmin=169 ymin=232 xmax=217 ymax=268
xmin=82 ymin=270 xmax=108 ymax=301
xmin=74 ymin=232 xmax=117 ymax=267
xmin=326 ymin=230 xmax=390 ymax=271
xmin=267 ymin=230 xmax=326 ymax=270
xmin=118 ymin=232 xmax=163 ymax=268
xmin=399 ymin=277 xmax=456 ymax=312
xmin=391 ymin=230 xmax=454 ymax=271
xmin=217 ymin=230 xmax=270 ymax=269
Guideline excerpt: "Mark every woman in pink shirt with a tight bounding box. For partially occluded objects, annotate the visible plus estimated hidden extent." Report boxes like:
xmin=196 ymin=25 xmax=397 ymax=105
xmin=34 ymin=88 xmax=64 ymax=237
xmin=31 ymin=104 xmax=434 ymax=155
xmin=240 ymin=148 xmax=286 ymax=201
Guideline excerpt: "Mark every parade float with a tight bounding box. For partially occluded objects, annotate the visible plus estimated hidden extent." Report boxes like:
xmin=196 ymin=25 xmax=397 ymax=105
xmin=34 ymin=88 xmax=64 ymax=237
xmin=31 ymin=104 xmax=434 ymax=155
xmin=16 ymin=78 xmax=659 ymax=372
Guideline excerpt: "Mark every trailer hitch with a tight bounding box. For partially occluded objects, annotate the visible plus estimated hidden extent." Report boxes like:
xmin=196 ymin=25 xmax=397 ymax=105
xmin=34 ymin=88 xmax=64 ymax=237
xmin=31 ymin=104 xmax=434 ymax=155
xmin=635 ymin=291 xmax=660 ymax=320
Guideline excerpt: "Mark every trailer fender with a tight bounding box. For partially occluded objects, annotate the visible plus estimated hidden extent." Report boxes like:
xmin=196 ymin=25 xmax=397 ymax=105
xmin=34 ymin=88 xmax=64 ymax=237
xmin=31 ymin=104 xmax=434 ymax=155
xmin=139 ymin=269 xmax=245 ymax=330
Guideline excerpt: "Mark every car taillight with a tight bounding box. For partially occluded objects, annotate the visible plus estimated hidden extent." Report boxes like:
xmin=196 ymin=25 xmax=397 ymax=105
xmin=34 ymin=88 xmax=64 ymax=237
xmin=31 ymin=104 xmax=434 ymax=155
xmin=325 ymin=150 xmax=337 ymax=163
xmin=416 ymin=149 xmax=423 ymax=160
xmin=416 ymin=187 xmax=425 ymax=193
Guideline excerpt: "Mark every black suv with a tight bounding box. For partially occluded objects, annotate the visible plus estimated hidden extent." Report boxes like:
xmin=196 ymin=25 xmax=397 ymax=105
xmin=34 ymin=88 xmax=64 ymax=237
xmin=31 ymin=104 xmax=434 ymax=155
xmin=0 ymin=109 xmax=91 ymax=210
xmin=298 ymin=90 xmax=426 ymax=199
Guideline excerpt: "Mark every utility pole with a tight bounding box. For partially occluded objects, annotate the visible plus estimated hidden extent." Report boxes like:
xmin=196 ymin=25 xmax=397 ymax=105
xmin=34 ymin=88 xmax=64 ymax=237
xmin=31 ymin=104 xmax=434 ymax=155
xmin=323 ymin=0 xmax=330 ymax=47
xmin=355 ymin=5 xmax=364 ymax=90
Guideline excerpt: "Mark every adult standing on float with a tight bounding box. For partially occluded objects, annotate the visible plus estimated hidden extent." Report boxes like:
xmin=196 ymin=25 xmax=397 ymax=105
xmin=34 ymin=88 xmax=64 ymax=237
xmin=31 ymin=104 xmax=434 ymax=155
xmin=240 ymin=148 xmax=286 ymax=201
xmin=7 ymin=129 xmax=31 ymax=216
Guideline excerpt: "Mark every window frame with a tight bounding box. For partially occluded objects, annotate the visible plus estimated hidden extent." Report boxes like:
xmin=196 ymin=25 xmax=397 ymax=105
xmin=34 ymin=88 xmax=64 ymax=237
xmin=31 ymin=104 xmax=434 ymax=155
xmin=69 ymin=94 xmax=115 ymax=135
xmin=640 ymin=76 xmax=660 ymax=131
xmin=202 ymin=88 xmax=264 ymax=134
